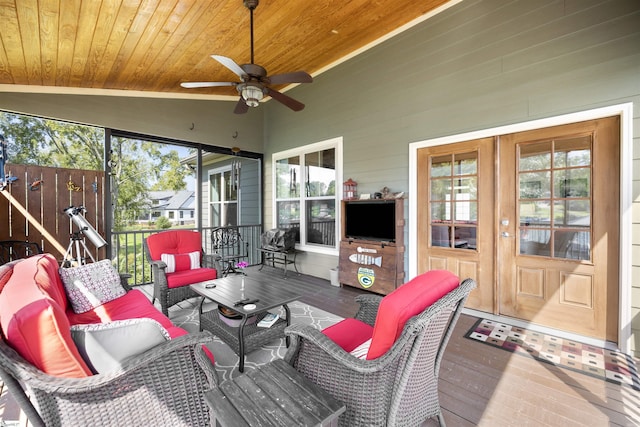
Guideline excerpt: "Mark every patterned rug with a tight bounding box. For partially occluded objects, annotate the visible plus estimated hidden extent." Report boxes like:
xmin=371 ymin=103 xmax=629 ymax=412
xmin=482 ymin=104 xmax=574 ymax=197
xmin=170 ymin=298 xmax=343 ymax=382
xmin=465 ymin=318 xmax=640 ymax=391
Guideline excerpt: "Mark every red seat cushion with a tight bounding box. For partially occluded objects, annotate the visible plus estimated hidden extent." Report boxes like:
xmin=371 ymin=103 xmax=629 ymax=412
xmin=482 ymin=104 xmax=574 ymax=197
xmin=322 ymin=318 xmax=374 ymax=352
xmin=69 ymin=289 xmax=173 ymax=329
xmin=366 ymin=270 xmax=460 ymax=359
xmin=166 ymin=267 xmax=217 ymax=288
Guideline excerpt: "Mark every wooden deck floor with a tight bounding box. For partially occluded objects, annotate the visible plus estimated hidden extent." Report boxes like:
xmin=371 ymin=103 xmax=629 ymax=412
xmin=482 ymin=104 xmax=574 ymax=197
xmin=2 ymin=265 xmax=639 ymax=426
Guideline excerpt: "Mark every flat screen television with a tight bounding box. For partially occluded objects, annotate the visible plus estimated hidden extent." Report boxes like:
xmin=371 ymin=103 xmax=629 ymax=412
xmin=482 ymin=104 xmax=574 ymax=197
xmin=344 ymin=200 xmax=396 ymax=242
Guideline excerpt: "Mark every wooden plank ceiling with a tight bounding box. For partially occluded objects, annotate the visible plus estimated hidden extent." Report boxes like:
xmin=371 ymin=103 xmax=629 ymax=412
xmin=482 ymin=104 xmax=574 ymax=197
xmin=0 ymin=0 xmax=454 ymax=99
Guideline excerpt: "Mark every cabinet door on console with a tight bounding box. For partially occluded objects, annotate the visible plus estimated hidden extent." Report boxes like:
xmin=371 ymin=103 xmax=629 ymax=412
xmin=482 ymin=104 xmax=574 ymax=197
xmin=339 ymin=242 xmax=397 ymax=295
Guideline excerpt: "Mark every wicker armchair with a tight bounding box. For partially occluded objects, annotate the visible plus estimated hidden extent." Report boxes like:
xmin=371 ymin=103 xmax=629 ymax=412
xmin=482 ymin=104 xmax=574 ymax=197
xmin=0 ymin=332 xmax=219 ymax=427
xmin=144 ymin=230 xmax=217 ymax=316
xmin=284 ymin=273 xmax=476 ymax=427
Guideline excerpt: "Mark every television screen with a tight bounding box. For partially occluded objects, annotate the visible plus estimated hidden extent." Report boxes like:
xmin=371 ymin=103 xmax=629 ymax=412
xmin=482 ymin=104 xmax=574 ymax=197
xmin=344 ymin=201 xmax=396 ymax=242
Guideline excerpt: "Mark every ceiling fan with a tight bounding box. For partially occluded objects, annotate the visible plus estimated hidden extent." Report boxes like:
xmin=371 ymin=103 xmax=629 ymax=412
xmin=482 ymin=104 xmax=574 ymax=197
xmin=180 ymin=0 xmax=313 ymax=114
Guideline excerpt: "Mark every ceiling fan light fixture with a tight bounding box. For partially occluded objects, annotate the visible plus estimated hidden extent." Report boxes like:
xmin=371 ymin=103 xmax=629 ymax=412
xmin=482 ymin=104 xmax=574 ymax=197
xmin=240 ymin=83 xmax=264 ymax=107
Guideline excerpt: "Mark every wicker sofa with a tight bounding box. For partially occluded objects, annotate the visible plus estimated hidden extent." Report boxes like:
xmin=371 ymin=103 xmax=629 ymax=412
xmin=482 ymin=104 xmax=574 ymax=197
xmin=0 ymin=253 xmax=218 ymax=427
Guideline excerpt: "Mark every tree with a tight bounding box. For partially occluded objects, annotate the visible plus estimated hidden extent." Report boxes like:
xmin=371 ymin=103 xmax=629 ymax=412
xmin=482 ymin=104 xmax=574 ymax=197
xmin=155 ymin=216 xmax=172 ymax=229
xmin=0 ymin=112 xmax=192 ymax=230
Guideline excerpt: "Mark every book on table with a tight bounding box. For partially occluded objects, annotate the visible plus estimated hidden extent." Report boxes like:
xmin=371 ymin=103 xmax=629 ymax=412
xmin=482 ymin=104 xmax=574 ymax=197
xmin=257 ymin=312 xmax=279 ymax=328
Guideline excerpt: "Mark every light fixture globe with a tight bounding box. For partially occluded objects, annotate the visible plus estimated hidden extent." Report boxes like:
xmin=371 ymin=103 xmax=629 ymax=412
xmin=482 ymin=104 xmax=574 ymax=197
xmin=239 ymin=83 xmax=265 ymax=107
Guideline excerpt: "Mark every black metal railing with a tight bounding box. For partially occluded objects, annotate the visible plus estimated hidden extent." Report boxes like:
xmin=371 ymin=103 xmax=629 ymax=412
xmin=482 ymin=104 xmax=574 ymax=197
xmin=111 ymin=224 xmax=263 ymax=285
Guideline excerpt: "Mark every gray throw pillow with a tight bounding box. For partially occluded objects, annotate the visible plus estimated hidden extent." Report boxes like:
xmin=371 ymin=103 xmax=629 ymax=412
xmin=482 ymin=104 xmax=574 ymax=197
xmin=70 ymin=318 xmax=170 ymax=374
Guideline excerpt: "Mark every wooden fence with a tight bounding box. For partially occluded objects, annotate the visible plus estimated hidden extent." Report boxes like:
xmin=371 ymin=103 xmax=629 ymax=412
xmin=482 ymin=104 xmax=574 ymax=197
xmin=0 ymin=163 xmax=106 ymax=261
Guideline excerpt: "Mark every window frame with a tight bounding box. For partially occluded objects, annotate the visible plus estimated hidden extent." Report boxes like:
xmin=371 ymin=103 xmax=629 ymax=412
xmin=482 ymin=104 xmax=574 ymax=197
xmin=272 ymin=137 xmax=343 ymax=255
xmin=208 ymin=165 xmax=239 ymax=227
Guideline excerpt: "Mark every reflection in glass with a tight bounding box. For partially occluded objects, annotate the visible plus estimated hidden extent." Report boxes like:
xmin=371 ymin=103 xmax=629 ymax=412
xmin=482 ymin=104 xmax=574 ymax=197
xmin=553 ymin=201 xmax=590 ymax=226
xmin=277 ymin=201 xmax=300 ymax=243
xmin=519 ymin=201 xmax=551 ymax=226
xmin=431 ymin=178 xmax=451 ymax=201
xmin=456 ymin=177 xmax=477 ymax=199
xmin=519 ymin=141 xmax=551 ymax=171
xmin=454 ymin=152 xmax=477 ymax=175
xmin=517 ymin=137 xmax=592 ymax=261
xmin=431 ymin=155 xmax=451 ymax=177
xmin=553 ymin=169 xmax=590 ymax=198
xmin=431 ymin=226 xmax=450 ymax=247
xmin=276 ymin=157 xmax=300 ymax=198
xmin=431 ymin=202 xmax=450 ymax=222
xmin=554 ymin=137 xmax=591 ymax=167
xmin=429 ymin=151 xmax=478 ymax=251
xmin=519 ymin=172 xmax=551 ymax=199
xmin=554 ymin=231 xmax=589 ymax=260
xmin=454 ymin=226 xmax=476 ymax=249
xmin=306 ymin=200 xmax=335 ymax=245
xmin=211 ymin=174 xmax=221 ymax=203
xmin=454 ymin=201 xmax=477 ymax=223
xmin=222 ymin=204 xmax=237 ymax=226
xmin=519 ymin=229 xmax=551 ymax=256
xmin=305 ymin=149 xmax=335 ymax=197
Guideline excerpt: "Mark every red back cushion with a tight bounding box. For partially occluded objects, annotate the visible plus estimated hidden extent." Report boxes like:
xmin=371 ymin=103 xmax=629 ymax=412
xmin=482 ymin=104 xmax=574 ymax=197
xmin=146 ymin=230 xmax=203 ymax=261
xmin=0 ymin=255 xmax=92 ymax=377
xmin=366 ymin=270 xmax=460 ymax=360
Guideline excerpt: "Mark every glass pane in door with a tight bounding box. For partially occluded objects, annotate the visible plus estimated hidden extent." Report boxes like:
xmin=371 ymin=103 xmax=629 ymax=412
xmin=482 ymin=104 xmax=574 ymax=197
xmin=429 ymin=151 xmax=477 ymax=249
xmin=518 ymin=136 xmax=592 ymax=260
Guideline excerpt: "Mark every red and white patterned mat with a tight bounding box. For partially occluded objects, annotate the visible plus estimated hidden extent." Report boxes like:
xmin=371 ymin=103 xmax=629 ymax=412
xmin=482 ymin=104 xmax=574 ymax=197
xmin=465 ymin=318 xmax=639 ymax=390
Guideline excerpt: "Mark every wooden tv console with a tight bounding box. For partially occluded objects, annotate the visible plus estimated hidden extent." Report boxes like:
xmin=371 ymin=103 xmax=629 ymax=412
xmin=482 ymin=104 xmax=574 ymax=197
xmin=338 ymin=199 xmax=405 ymax=295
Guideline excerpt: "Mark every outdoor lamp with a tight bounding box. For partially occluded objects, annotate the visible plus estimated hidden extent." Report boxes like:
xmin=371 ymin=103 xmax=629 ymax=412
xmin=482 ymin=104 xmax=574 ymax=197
xmin=240 ymin=83 xmax=264 ymax=107
xmin=343 ymin=178 xmax=358 ymax=200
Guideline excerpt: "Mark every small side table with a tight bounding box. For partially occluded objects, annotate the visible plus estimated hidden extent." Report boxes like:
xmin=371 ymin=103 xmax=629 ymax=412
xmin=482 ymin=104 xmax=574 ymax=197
xmin=205 ymin=359 xmax=345 ymax=427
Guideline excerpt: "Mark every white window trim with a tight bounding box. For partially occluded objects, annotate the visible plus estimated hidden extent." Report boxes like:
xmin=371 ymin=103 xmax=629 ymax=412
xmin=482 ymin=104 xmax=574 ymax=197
xmin=408 ymin=102 xmax=633 ymax=354
xmin=272 ymin=137 xmax=343 ymax=255
xmin=208 ymin=165 xmax=239 ymax=227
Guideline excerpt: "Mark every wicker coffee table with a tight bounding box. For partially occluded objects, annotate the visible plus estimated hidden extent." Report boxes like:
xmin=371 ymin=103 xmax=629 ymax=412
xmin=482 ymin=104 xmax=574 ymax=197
xmin=191 ymin=275 xmax=300 ymax=372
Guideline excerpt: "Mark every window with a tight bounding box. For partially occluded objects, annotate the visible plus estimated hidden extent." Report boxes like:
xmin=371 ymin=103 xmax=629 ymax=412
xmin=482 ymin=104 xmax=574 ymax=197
xmin=273 ymin=137 xmax=342 ymax=253
xmin=518 ymin=136 xmax=591 ymax=260
xmin=209 ymin=166 xmax=238 ymax=227
xmin=429 ymin=152 xmax=478 ymax=250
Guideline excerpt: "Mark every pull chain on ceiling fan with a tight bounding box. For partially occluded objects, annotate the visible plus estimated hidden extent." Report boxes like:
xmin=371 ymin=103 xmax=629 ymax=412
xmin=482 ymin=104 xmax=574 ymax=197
xmin=180 ymin=0 xmax=313 ymax=114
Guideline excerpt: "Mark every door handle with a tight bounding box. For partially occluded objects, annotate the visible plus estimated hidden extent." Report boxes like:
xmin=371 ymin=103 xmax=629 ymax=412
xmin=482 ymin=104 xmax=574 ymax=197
xmin=501 ymin=232 xmax=510 ymax=238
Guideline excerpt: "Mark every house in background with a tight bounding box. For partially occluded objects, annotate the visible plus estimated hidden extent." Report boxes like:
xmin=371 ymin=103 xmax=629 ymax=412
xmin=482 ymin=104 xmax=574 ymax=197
xmin=140 ymin=190 xmax=195 ymax=226
xmin=1 ymin=0 xmax=639 ymax=356
xmin=181 ymin=152 xmax=262 ymax=228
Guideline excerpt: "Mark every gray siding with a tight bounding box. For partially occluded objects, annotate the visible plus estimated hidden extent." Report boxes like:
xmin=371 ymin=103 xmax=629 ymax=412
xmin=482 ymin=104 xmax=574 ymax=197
xmin=263 ymin=0 xmax=640 ymax=353
xmin=200 ymin=157 xmax=261 ymax=227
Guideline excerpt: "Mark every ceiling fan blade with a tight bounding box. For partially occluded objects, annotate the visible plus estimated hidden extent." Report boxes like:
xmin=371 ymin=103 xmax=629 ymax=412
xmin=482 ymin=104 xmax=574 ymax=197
xmin=267 ymin=88 xmax=305 ymax=112
xmin=212 ymin=55 xmax=247 ymax=79
xmin=234 ymin=98 xmax=249 ymax=114
xmin=180 ymin=82 xmax=236 ymax=88
xmin=268 ymin=71 xmax=313 ymax=85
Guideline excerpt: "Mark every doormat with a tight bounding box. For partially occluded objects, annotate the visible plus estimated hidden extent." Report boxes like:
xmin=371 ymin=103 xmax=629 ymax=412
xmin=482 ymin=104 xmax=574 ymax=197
xmin=465 ymin=318 xmax=640 ymax=391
